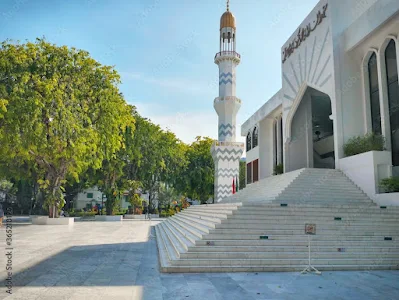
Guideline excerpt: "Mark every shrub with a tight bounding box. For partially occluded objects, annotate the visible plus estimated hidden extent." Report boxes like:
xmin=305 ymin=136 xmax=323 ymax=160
xmin=181 ymin=197 xmax=190 ymax=209
xmin=69 ymin=211 xmax=96 ymax=217
xmin=273 ymin=163 xmax=284 ymax=175
xmin=379 ymin=177 xmax=399 ymax=193
xmin=343 ymin=133 xmax=385 ymax=157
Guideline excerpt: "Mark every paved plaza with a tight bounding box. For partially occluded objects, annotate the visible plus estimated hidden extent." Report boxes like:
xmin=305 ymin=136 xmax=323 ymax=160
xmin=0 ymin=220 xmax=398 ymax=300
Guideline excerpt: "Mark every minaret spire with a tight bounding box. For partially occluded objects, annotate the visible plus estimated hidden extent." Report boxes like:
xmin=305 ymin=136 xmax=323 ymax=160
xmin=211 ymin=3 xmax=244 ymax=203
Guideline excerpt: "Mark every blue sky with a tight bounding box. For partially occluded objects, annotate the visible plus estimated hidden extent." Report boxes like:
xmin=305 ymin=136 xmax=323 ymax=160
xmin=0 ymin=0 xmax=319 ymax=146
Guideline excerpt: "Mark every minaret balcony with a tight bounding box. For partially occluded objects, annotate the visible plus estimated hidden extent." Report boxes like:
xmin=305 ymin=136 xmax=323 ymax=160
xmin=211 ymin=140 xmax=244 ymax=148
xmin=214 ymin=51 xmax=241 ymax=64
xmin=214 ymin=96 xmax=241 ymax=105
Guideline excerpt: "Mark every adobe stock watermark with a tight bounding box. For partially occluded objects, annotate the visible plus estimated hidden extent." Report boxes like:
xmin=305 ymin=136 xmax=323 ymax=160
xmin=5 ymin=207 xmax=13 ymax=295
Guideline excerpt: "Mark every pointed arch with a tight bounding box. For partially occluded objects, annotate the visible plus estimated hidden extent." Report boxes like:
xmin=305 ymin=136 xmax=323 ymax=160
xmin=361 ymin=48 xmax=379 ymax=134
xmin=246 ymin=131 xmax=252 ymax=151
xmin=252 ymin=126 xmax=258 ymax=148
xmin=284 ymin=82 xmax=325 ymax=141
xmin=380 ymin=36 xmax=399 ymax=166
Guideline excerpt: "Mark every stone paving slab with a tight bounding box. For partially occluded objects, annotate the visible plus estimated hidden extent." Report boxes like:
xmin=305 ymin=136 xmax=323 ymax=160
xmin=0 ymin=220 xmax=398 ymax=299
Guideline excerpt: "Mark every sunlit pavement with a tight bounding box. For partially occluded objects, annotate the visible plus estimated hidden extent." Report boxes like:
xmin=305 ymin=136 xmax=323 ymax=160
xmin=0 ymin=220 xmax=398 ymax=300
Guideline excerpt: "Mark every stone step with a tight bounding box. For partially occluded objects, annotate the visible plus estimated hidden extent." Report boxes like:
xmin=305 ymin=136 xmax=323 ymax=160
xmin=174 ymin=215 xmax=213 ymax=233
xmin=163 ymin=220 xmax=194 ymax=252
xmin=204 ymin=233 xmax=398 ymax=240
xmin=162 ymin=264 xmax=398 ymax=273
xmin=230 ymin=211 xmax=399 ymax=218
xmin=180 ymin=251 xmax=399 ymax=260
xmin=277 ymin=194 xmax=371 ymax=201
xmin=240 ymin=203 xmax=397 ymax=209
xmin=183 ymin=208 xmax=235 ymax=215
xmin=156 ymin=223 xmax=178 ymax=262
xmin=216 ymin=223 xmax=399 ymax=230
xmin=171 ymin=217 xmax=207 ymax=238
xmin=167 ymin=218 xmax=198 ymax=245
xmin=210 ymin=228 xmax=399 ymax=236
xmin=187 ymin=203 xmax=241 ymax=208
xmin=195 ymin=239 xmax=399 ymax=247
xmin=156 ymin=168 xmax=399 ymax=273
xmin=161 ymin=221 xmax=186 ymax=257
xmin=228 ymin=218 xmax=399 ymax=224
xmin=179 ymin=212 xmax=222 ymax=225
xmin=189 ymin=245 xmax=399 ymax=253
xmin=155 ymin=225 xmax=172 ymax=269
xmin=176 ymin=213 xmax=218 ymax=229
xmin=171 ymin=257 xmax=399 ymax=267
xmin=282 ymin=184 xmax=366 ymax=196
xmin=234 ymin=206 xmax=392 ymax=213
xmin=272 ymin=201 xmax=372 ymax=205
xmin=182 ymin=210 xmax=229 ymax=219
xmin=276 ymin=193 xmax=371 ymax=200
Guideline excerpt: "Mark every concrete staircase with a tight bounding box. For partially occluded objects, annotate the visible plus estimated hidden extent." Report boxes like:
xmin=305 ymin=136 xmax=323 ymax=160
xmin=155 ymin=168 xmax=399 ymax=272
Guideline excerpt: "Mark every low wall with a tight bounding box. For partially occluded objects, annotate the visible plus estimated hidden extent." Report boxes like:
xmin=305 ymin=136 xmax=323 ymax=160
xmin=339 ymin=150 xmax=397 ymax=205
xmin=374 ymin=193 xmax=399 ymax=206
xmin=124 ymin=214 xmax=159 ymax=219
xmin=94 ymin=215 xmax=123 ymax=222
xmin=31 ymin=216 xmax=74 ymax=225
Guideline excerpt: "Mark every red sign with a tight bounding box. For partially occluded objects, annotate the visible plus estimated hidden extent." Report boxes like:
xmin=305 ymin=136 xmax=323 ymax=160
xmin=305 ymin=224 xmax=316 ymax=235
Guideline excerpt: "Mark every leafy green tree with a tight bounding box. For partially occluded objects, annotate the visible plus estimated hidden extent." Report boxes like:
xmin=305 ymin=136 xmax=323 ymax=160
xmin=158 ymin=183 xmax=178 ymax=210
xmin=239 ymin=160 xmax=246 ymax=190
xmin=124 ymin=113 xmax=187 ymax=212
xmin=178 ymin=137 xmax=214 ymax=204
xmin=0 ymin=39 xmax=134 ymax=217
xmin=0 ymin=179 xmax=16 ymax=202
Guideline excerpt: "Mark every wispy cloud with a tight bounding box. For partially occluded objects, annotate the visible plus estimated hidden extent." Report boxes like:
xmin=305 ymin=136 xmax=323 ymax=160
xmin=134 ymin=102 xmax=246 ymax=157
xmin=121 ymin=71 xmax=217 ymax=95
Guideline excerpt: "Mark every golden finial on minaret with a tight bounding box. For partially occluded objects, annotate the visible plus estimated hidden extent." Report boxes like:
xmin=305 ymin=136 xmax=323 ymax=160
xmin=220 ymin=0 xmax=236 ymax=29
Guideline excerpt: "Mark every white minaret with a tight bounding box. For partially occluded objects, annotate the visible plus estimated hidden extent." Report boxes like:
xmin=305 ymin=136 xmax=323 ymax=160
xmin=211 ymin=0 xmax=244 ymax=202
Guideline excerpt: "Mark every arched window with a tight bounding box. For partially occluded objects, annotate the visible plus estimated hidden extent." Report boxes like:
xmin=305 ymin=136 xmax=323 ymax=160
xmin=368 ymin=52 xmax=382 ymax=135
xmin=246 ymin=132 xmax=252 ymax=151
xmin=252 ymin=126 xmax=258 ymax=148
xmin=385 ymin=40 xmax=399 ymax=166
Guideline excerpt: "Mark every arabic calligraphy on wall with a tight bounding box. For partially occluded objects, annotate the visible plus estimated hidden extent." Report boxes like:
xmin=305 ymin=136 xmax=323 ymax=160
xmin=282 ymin=4 xmax=328 ymax=64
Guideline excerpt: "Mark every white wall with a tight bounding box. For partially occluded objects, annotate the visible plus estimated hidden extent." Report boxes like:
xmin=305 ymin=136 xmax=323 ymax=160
xmin=259 ymin=118 xmax=274 ymax=179
xmin=282 ymin=0 xmax=338 ymax=168
xmin=74 ymin=187 xmax=150 ymax=210
xmin=339 ymin=151 xmax=395 ymax=205
xmin=74 ymin=186 xmax=103 ymax=210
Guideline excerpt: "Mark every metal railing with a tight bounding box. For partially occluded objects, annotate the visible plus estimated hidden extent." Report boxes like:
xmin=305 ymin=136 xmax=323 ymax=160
xmin=214 ymin=96 xmax=241 ymax=104
xmin=212 ymin=140 xmax=244 ymax=147
xmin=214 ymin=51 xmax=241 ymax=60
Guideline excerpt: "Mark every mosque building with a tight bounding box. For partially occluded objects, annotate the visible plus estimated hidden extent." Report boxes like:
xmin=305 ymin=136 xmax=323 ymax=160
xmin=241 ymin=0 xmax=399 ymax=204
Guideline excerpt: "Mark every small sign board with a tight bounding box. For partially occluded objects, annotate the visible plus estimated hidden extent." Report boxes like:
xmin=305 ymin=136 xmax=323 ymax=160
xmin=259 ymin=235 xmax=269 ymax=240
xmin=305 ymin=224 xmax=316 ymax=235
xmin=206 ymin=241 xmax=215 ymax=246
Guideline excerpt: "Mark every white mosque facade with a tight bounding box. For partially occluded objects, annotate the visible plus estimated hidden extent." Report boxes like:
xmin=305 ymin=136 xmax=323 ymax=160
xmin=242 ymin=0 xmax=399 ymax=205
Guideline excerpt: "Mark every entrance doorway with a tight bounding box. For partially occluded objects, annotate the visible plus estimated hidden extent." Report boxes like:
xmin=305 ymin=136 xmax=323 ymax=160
xmin=311 ymin=94 xmax=335 ymax=168
xmin=287 ymin=87 xmax=335 ymax=171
